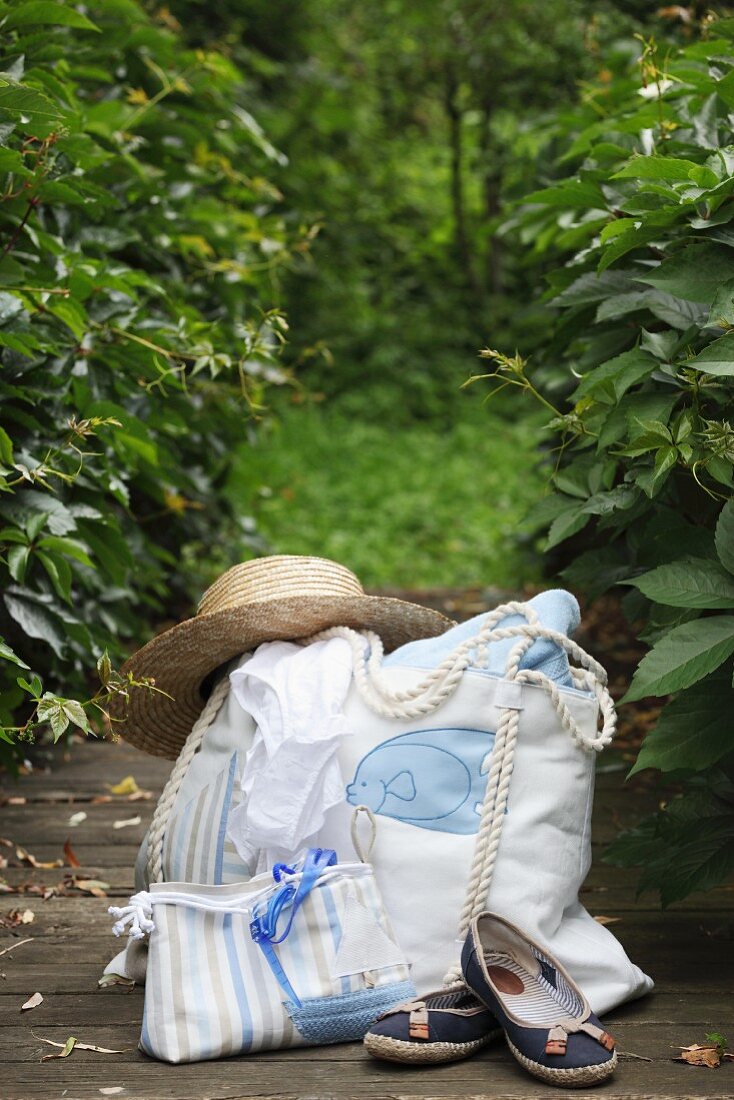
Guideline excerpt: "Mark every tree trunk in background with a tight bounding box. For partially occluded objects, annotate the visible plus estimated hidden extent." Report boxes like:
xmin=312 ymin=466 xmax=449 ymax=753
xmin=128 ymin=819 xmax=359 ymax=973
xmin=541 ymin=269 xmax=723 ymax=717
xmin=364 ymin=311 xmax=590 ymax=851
xmin=485 ymin=170 xmax=504 ymax=296
xmin=479 ymin=96 xmax=504 ymax=297
xmin=444 ymin=65 xmax=483 ymax=306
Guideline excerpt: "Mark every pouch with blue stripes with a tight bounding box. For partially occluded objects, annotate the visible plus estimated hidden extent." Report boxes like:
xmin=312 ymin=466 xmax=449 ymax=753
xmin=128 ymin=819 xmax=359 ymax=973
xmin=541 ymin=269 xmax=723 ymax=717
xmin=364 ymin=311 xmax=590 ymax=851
xmin=109 ymin=848 xmax=414 ymax=1063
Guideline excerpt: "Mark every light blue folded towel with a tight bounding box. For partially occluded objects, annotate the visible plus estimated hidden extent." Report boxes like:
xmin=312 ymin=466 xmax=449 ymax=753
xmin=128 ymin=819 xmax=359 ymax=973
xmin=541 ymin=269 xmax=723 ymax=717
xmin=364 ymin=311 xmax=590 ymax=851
xmin=384 ymin=589 xmax=580 ymax=689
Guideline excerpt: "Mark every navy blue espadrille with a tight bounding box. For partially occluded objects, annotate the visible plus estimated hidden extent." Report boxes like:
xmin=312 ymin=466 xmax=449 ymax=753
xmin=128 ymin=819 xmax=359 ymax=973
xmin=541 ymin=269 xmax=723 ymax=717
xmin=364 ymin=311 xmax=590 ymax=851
xmin=363 ymin=984 xmax=503 ymax=1064
xmin=462 ymin=912 xmax=617 ymax=1087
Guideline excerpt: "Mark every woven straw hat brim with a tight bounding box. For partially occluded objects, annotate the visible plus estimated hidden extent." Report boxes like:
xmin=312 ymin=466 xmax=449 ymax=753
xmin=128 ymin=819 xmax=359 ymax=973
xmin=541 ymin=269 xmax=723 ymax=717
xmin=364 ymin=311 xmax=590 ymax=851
xmin=110 ymin=593 xmax=453 ymax=759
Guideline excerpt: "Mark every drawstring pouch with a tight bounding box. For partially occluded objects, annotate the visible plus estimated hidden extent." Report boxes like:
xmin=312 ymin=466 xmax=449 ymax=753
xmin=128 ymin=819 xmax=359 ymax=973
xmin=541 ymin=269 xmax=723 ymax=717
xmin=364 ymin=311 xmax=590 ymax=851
xmin=109 ymin=847 xmax=413 ymax=1063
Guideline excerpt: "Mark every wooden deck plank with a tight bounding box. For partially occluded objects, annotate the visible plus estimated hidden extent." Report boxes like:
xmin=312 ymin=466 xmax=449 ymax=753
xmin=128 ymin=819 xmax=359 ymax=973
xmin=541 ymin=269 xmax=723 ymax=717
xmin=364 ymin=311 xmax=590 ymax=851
xmin=2 ymin=739 xmax=733 ymax=1099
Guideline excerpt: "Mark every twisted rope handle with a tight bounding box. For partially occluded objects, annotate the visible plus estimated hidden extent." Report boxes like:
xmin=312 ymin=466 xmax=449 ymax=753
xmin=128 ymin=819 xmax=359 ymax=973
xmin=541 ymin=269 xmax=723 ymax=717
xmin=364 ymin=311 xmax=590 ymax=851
xmin=309 ymin=603 xmax=615 ymax=752
xmin=146 ymin=675 xmax=230 ymax=884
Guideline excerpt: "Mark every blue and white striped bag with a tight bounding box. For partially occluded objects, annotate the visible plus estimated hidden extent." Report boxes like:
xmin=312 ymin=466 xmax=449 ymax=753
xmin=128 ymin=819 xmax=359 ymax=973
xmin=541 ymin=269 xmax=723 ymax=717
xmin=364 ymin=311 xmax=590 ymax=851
xmin=109 ymin=848 xmax=414 ymax=1063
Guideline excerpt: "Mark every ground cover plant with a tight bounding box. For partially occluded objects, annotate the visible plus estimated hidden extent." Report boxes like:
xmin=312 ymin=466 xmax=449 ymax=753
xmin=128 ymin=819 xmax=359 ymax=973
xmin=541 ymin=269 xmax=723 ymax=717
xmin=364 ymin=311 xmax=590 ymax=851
xmin=483 ymin=12 xmax=734 ymax=902
xmin=0 ymin=0 xmax=300 ymax=757
xmin=227 ymin=396 xmax=546 ymax=588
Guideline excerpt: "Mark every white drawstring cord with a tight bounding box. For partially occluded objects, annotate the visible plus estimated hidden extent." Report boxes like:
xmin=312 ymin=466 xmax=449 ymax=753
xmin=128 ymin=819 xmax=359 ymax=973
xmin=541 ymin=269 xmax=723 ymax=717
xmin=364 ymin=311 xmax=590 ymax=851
xmin=109 ymin=891 xmax=155 ymax=940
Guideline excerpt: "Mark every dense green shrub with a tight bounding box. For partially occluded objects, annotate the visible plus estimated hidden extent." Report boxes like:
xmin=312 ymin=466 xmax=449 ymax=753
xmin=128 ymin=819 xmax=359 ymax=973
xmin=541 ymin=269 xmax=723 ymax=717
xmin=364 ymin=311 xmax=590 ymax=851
xmin=0 ymin=0 xmax=302 ymax=755
xmin=481 ymin=18 xmax=734 ymax=903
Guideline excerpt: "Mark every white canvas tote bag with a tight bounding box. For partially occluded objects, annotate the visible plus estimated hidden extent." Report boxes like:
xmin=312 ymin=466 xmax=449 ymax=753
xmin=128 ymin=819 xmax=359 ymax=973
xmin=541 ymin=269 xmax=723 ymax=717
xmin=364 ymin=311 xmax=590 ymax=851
xmin=118 ymin=600 xmax=652 ymax=1016
xmin=313 ymin=602 xmax=652 ymax=1013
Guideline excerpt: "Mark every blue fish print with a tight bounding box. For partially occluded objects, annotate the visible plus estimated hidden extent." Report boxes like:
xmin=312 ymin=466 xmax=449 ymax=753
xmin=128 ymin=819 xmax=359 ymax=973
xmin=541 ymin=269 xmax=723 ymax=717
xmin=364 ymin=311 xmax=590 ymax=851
xmin=345 ymin=727 xmax=495 ymax=835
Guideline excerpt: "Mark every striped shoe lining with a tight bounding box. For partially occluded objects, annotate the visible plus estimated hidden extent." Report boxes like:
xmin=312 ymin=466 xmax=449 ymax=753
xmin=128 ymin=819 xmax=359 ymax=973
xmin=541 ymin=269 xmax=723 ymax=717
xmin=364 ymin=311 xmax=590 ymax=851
xmin=483 ymin=950 xmax=583 ymax=1026
xmin=424 ymin=989 xmax=485 ymax=1012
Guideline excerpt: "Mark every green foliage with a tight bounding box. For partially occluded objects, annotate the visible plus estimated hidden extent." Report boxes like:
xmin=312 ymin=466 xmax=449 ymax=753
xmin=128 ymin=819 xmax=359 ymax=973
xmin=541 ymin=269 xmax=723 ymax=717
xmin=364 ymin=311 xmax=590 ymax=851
xmin=218 ymin=0 xmax=611 ymax=418
xmin=0 ymin=0 xmax=301 ymax=755
xmin=226 ymin=397 xmax=546 ymax=588
xmin=487 ymin=18 xmax=734 ymax=901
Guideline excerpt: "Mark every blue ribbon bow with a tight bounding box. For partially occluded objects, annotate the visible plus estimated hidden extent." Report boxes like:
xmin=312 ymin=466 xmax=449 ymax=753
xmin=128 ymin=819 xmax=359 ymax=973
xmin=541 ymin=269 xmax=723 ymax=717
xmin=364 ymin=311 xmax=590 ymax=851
xmin=250 ymin=847 xmax=337 ymax=1006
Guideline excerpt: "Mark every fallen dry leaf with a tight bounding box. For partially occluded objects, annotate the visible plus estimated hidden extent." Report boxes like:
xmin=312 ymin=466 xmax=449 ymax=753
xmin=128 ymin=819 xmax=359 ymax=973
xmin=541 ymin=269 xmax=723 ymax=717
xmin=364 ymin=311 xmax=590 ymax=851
xmin=63 ymin=838 xmax=81 ymax=868
xmin=112 ymin=815 xmax=141 ymax=830
xmin=21 ymin=991 xmax=43 ymax=1011
xmin=90 ymin=795 xmax=112 ymax=804
xmin=37 ymin=1034 xmax=129 ymax=1059
xmin=675 ymin=1043 xmax=724 ymax=1068
xmin=593 ymin=915 xmax=621 ymax=926
xmin=72 ymin=878 xmax=109 ymax=898
xmin=97 ymin=972 xmax=135 ymax=990
xmin=107 ymin=775 xmax=139 ymax=796
xmin=0 ymin=838 xmax=12 ymax=848
xmin=68 ymin=811 xmax=87 ymax=827
xmin=7 ymin=796 xmax=26 ymax=805
xmin=3 ymin=907 xmax=34 ymax=928
xmin=15 ymin=846 xmax=63 ymax=870
xmin=41 ymin=1035 xmax=76 ymax=1061
xmin=126 ymin=788 xmax=152 ymax=801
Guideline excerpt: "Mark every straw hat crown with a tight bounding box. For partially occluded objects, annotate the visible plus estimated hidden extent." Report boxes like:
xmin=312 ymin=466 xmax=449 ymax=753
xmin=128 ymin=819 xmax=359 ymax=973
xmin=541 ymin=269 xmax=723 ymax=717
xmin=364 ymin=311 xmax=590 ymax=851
xmin=197 ymin=556 xmax=365 ymax=616
xmin=114 ymin=553 xmax=454 ymax=759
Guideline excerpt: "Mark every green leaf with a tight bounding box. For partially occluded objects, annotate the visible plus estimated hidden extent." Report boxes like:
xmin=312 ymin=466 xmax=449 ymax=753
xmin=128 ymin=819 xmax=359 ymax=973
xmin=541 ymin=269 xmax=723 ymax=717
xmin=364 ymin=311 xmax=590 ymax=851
xmin=545 ymin=504 xmax=591 ymax=550
xmin=612 ymin=155 xmax=705 ymax=182
xmin=24 ymin=511 xmax=48 ymax=542
xmin=3 ymin=592 xmax=67 ymax=658
xmin=716 ymin=500 xmax=734 ymax=576
xmin=637 ymin=244 xmax=734 ymax=304
xmin=0 ymin=426 xmax=13 ymax=467
xmin=36 ymin=693 xmax=69 ymax=741
xmin=6 ymin=543 xmax=29 ymax=582
xmin=97 ymin=650 xmax=112 ymax=687
xmin=61 ymin=699 xmax=89 ymax=733
xmin=623 ymin=616 xmax=734 ymax=701
xmin=552 ymin=269 xmax=637 ymax=307
xmin=686 ymin=334 xmax=734 ymax=377
xmin=36 ymin=535 xmax=92 ymax=567
xmin=636 ymin=446 xmax=678 ymax=498
xmin=630 ymin=558 xmax=734 ymax=609
xmin=36 ymin=549 xmax=72 ymax=603
xmin=706 ymin=278 xmax=734 ymax=327
xmin=0 ymin=636 xmax=29 ymax=669
xmin=630 ymin=673 xmax=734 ymax=775
xmin=657 ymin=816 xmax=734 ymax=907
xmin=17 ymin=673 xmax=42 ymax=697
xmin=3 ymin=3 xmax=101 ymax=31
xmin=0 ymin=147 xmax=31 ymax=176
xmin=0 ymin=82 xmax=62 ymax=120
xmin=581 ymin=484 xmax=639 ymax=516
xmin=573 ymin=349 xmax=657 ymax=402
xmin=45 ymin=297 xmax=88 ymax=340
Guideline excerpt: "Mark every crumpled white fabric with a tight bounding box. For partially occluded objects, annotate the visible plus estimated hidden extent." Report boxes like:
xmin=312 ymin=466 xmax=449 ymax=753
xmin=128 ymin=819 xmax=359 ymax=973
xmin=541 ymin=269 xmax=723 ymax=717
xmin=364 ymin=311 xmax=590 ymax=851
xmin=226 ymin=636 xmax=355 ymax=868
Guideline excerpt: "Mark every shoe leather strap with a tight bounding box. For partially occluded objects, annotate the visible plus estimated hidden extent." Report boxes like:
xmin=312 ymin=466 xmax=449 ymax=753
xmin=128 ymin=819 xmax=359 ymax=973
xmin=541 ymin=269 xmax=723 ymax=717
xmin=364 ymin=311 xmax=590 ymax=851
xmin=545 ymin=1019 xmax=615 ymax=1056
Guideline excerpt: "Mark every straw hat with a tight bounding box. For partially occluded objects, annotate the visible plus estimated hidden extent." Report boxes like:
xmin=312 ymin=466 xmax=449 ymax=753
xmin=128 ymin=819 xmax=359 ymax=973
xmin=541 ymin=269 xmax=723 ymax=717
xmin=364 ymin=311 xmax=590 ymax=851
xmin=110 ymin=554 xmax=454 ymax=759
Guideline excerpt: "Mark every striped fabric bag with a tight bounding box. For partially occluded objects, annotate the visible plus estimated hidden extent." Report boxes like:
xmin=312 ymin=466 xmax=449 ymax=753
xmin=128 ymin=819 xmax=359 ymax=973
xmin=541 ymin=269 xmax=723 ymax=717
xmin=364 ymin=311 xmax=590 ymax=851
xmin=109 ymin=848 xmax=414 ymax=1063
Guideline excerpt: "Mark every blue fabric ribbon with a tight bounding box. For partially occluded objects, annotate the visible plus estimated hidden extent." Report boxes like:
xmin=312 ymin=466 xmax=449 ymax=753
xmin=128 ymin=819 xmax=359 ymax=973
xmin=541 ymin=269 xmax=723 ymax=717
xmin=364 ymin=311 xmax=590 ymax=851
xmin=250 ymin=847 xmax=337 ymax=1006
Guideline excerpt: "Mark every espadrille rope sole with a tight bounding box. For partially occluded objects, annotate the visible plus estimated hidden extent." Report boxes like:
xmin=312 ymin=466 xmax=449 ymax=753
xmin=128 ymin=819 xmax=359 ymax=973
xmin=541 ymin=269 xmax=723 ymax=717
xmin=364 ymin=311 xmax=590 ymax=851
xmin=364 ymin=1028 xmax=501 ymax=1065
xmin=506 ymin=1036 xmax=617 ymax=1088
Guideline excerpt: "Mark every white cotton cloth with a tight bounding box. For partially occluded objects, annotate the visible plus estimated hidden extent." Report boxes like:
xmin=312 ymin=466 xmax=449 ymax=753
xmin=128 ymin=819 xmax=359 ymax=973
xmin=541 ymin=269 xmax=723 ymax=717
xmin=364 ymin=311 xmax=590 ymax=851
xmin=226 ymin=636 xmax=355 ymax=868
